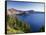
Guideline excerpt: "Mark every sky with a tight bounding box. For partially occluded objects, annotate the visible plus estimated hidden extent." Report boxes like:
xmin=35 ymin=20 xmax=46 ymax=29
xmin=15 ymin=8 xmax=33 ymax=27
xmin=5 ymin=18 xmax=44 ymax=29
xmin=7 ymin=1 xmax=44 ymax=12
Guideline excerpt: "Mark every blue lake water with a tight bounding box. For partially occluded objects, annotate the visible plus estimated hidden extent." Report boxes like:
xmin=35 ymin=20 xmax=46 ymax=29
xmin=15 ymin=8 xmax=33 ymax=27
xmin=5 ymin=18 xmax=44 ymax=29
xmin=16 ymin=12 xmax=45 ymax=32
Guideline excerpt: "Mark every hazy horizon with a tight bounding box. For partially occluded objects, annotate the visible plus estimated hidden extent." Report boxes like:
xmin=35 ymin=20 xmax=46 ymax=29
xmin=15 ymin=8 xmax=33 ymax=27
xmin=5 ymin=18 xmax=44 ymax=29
xmin=7 ymin=1 xmax=44 ymax=12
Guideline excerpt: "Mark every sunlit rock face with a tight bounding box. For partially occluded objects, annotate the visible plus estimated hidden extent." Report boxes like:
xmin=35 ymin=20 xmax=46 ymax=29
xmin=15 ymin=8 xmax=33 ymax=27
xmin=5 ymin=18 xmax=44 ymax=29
xmin=7 ymin=8 xmax=23 ymax=16
xmin=7 ymin=8 xmax=16 ymax=15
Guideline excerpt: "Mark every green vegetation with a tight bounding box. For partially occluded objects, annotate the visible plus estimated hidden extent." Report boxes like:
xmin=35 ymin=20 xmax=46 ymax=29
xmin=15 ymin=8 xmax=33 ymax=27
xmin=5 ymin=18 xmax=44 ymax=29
xmin=7 ymin=15 xmax=31 ymax=34
xmin=39 ymin=26 xmax=45 ymax=32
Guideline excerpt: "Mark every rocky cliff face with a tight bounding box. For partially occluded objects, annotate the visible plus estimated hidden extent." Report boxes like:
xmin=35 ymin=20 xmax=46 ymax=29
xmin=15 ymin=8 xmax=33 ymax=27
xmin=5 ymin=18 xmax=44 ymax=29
xmin=7 ymin=8 xmax=16 ymax=16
